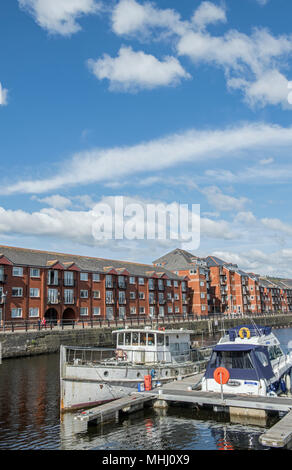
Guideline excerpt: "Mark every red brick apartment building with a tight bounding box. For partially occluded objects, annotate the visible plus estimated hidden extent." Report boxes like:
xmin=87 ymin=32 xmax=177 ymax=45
xmin=1 ymin=245 xmax=292 ymax=324
xmin=153 ymin=249 xmax=292 ymax=316
xmin=0 ymin=245 xmax=187 ymax=324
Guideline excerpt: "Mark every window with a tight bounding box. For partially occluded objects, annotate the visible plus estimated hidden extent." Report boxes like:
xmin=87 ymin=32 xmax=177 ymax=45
xmin=119 ymin=291 xmax=126 ymax=304
xmin=93 ymin=307 xmax=101 ymax=316
xmin=93 ymin=290 xmax=100 ymax=299
xmin=139 ymin=306 xmax=145 ymax=314
xmin=130 ymin=291 xmax=136 ymax=300
xmin=80 ymin=290 xmax=88 ymax=298
xmin=149 ymin=306 xmax=155 ymax=316
xmin=64 ymin=289 xmax=74 ymax=304
xmin=48 ymin=289 xmax=58 ymax=304
xmin=48 ymin=270 xmax=58 ymax=285
xmin=173 ymin=281 xmax=178 ymax=287
xmin=105 ymin=275 xmax=113 ymax=288
xmin=29 ymin=307 xmax=39 ymax=317
xmin=30 ymin=268 xmax=40 ymax=278
xmin=200 ymin=293 xmax=205 ymax=299
xmin=80 ymin=307 xmax=88 ymax=316
xmin=158 ymin=280 xmax=164 ymax=290
xmin=64 ymin=271 xmax=74 ymax=286
xmin=118 ymin=276 xmax=126 ymax=288
xmin=148 ymin=334 xmax=155 ymax=345
xmin=13 ymin=267 xmax=23 ymax=277
xmin=174 ymin=293 xmax=179 ymax=300
xmin=159 ymin=306 xmax=165 ymax=317
xmin=148 ymin=279 xmax=155 ymax=290
xmin=167 ymin=293 xmax=172 ymax=300
xmin=106 ymin=307 xmax=114 ymax=320
xmin=202 ymin=305 xmax=206 ymax=311
xmin=175 ymin=306 xmax=179 ymax=313
xmin=92 ymin=273 xmax=100 ymax=282
xmin=138 ymin=277 xmax=144 ymax=285
xmin=166 ymin=280 xmax=172 ymax=287
xmin=157 ymin=334 xmax=164 ymax=346
xmin=119 ymin=306 xmax=126 ymax=319
xmin=30 ymin=288 xmax=40 ymax=298
xmin=168 ymin=306 xmax=173 ymax=313
xmin=80 ymin=272 xmax=88 ymax=282
xmin=12 ymin=287 xmax=23 ymax=297
xmin=106 ymin=291 xmax=114 ymax=303
xmin=11 ymin=308 xmax=22 ymax=318
xmin=129 ymin=276 xmax=135 ymax=284
xmin=209 ymin=351 xmax=254 ymax=369
xmin=200 ymin=281 xmax=205 ymax=287
xmin=139 ymin=292 xmax=145 ymax=300
xmin=130 ymin=306 xmax=136 ymax=315
xmin=149 ymin=292 xmax=155 ymax=304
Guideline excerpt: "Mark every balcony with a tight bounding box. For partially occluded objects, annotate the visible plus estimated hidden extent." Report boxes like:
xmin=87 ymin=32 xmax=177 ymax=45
xmin=47 ymin=297 xmax=59 ymax=305
xmin=64 ymin=279 xmax=75 ymax=287
xmin=64 ymin=296 xmax=75 ymax=305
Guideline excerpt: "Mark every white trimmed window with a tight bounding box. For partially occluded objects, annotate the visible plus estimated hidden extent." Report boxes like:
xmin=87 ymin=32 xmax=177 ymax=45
xmin=30 ymin=288 xmax=40 ymax=298
xmin=202 ymin=305 xmax=206 ymax=311
xmin=173 ymin=281 xmax=178 ymax=287
xmin=139 ymin=306 xmax=145 ymax=314
xmin=13 ymin=267 xmax=23 ymax=277
xmin=138 ymin=277 xmax=144 ymax=285
xmin=12 ymin=287 xmax=23 ymax=297
xmin=200 ymin=281 xmax=205 ymax=287
xmin=200 ymin=293 xmax=205 ymax=299
xmin=11 ymin=308 xmax=22 ymax=318
xmin=80 ymin=307 xmax=88 ymax=316
xmin=80 ymin=272 xmax=88 ymax=281
xmin=119 ymin=306 xmax=126 ymax=319
xmin=174 ymin=293 xmax=179 ymax=300
xmin=129 ymin=276 xmax=135 ymax=284
xmin=93 ymin=307 xmax=101 ymax=316
xmin=130 ymin=291 xmax=136 ymax=300
xmin=92 ymin=273 xmax=100 ymax=282
xmin=30 ymin=268 xmax=40 ymax=278
xmin=149 ymin=306 xmax=155 ymax=316
xmin=130 ymin=306 xmax=136 ymax=315
xmin=166 ymin=280 xmax=172 ymax=287
xmin=29 ymin=307 xmax=39 ymax=317
xmin=139 ymin=291 xmax=145 ymax=300
xmin=93 ymin=290 xmax=100 ymax=299
xmin=80 ymin=290 xmax=88 ymax=298
xmin=168 ymin=306 xmax=173 ymax=313
xmin=175 ymin=306 xmax=179 ymax=313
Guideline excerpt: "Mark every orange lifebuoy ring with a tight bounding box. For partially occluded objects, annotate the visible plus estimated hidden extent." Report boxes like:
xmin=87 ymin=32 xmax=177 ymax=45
xmin=213 ymin=367 xmax=230 ymax=385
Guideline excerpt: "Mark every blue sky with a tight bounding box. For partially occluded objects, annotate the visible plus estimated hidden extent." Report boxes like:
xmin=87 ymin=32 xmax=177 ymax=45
xmin=1 ymin=0 xmax=292 ymax=276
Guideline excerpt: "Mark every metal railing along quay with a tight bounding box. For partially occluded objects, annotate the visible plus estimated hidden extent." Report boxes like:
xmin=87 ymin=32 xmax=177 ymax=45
xmin=0 ymin=311 xmax=291 ymax=333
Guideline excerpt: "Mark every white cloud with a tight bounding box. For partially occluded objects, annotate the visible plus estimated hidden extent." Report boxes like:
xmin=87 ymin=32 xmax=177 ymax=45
xmin=3 ymin=122 xmax=292 ymax=195
xmin=32 ymin=194 xmax=72 ymax=209
xmin=192 ymin=1 xmax=226 ymax=30
xmin=0 ymin=82 xmax=8 ymax=106
xmin=88 ymin=46 xmax=190 ymax=91
xmin=111 ymin=0 xmax=186 ymax=38
xmin=201 ymin=186 xmax=249 ymax=212
xmin=18 ymin=0 xmax=102 ymax=36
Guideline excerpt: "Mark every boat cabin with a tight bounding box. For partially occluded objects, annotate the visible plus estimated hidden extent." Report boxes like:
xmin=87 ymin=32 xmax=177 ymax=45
xmin=112 ymin=327 xmax=193 ymax=364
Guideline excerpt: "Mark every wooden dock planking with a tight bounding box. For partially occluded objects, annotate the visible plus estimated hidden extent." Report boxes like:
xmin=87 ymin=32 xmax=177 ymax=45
xmin=259 ymin=410 xmax=292 ymax=448
xmin=74 ymin=393 xmax=154 ymax=425
xmin=149 ymin=388 xmax=292 ymax=412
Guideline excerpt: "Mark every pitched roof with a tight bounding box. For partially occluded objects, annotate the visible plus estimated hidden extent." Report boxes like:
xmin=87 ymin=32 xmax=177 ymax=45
xmin=0 ymin=245 xmax=182 ymax=280
xmin=153 ymin=248 xmax=206 ymax=270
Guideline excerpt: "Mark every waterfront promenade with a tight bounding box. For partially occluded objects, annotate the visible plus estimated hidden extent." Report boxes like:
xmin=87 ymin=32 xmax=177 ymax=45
xmin=0 ymin=311 xmax=291 ymax=360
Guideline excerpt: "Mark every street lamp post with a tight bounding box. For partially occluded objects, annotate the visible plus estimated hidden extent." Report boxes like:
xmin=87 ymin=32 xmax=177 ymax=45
xmin=1 ymin=291 xmax=7 ymax=332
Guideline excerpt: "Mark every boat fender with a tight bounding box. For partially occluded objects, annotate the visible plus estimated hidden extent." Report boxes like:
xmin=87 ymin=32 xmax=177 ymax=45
xmin=280 ymin=378 xmax=286 ymax=393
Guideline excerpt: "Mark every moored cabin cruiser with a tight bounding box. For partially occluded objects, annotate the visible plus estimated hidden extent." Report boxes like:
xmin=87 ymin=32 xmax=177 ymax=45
xmin=201 ymin=325 xmax=292 ymax=397
xmin=60 ymin=327 xmax=204 ymax=412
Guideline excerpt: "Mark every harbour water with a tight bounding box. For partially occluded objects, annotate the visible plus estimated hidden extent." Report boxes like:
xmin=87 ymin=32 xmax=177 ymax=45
xmin=0 ymin=328 xmax=291 ymax=450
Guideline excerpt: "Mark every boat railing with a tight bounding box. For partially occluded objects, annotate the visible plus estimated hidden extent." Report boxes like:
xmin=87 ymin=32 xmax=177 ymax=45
xmin=64 ymin=346 xmax=116 ymax=366
xmin=63 ymin=344 xmax=212 ymax=367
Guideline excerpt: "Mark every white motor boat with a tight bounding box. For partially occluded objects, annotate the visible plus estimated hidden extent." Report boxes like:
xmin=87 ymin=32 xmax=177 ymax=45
xmin=60 ymin=327 xmax=207 ymax=412
xmin=201 ymin=324 xmax=292 ymax=397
